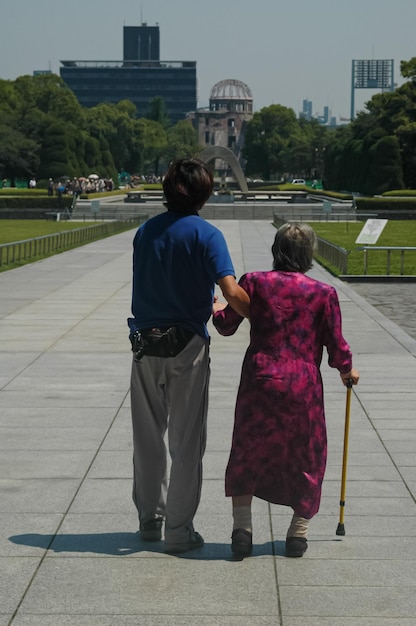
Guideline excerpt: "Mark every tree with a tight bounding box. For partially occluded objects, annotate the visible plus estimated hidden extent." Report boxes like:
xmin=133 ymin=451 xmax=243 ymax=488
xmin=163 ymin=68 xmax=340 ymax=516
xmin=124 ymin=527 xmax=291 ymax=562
xmin=243 ymin=105 xmax=299 ymax=179
xmin=243 ymin=104 xmax=326 ymax=180
xmin=136 ymin=118 xmax=167 ymax=176
xmin=369 ymin=135 xmax=404 ymax=194
xmin=146 ymin=96 xmax=170 ymax=129
xmin=0 ymin=125 xmax=39 ymax=182
xmin=396 ymin=122 xmax=416 ymax=189
xmin=85 ymin=102 xmax=137 ymax=173
xmin=322 ymin=64 xmax=416 ymax=194
xmin=37 ymin=122 xmax=75 ymax=179
xmin=0 ymin=79 xmax=19 ymax=118
xmin=165 ymin=120 xmax=201 ymax=163
xmin=400 ymin=57 xmax=416 ymax=81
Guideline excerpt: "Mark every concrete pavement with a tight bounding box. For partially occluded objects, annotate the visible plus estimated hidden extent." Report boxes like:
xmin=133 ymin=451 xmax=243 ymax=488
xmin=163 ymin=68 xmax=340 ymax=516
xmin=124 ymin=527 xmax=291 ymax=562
xmin=1 ymin=219 xmax=416 ymax=625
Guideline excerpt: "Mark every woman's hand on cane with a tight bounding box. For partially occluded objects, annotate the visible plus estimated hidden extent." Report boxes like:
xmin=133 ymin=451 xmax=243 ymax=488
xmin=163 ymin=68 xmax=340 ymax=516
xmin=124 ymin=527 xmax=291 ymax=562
xmin=340 ymin=368 xmax=359 ymax=386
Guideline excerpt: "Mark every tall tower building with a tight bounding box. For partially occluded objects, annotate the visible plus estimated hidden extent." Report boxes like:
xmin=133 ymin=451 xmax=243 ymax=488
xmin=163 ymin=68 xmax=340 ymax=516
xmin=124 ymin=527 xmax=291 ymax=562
xmin=123 ymin=24 xmax=160 ymax=61
xmin=301 ymin=99 xmax=313 ymax=120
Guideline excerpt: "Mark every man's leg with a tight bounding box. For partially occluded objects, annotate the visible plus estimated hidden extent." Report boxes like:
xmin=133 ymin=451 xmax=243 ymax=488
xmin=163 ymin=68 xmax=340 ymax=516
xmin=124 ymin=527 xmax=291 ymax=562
xmin=164 ymin=336 xmax=210 ymax=546
xmin=130 ymin=356 xmax=168 ymax=526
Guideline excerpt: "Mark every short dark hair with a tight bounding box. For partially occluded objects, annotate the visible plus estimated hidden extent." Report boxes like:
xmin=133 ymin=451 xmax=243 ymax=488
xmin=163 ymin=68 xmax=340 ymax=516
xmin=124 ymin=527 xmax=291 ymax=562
xmin=163 ymin=158 xmax=214 ymax=213
xmin=272 ymin=222 xmax=316 ymax=272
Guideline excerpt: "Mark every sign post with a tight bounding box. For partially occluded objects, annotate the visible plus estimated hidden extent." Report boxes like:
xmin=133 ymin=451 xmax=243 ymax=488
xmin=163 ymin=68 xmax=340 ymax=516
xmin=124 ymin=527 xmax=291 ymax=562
xmin=355 ymin=219 xmax=388 ymax=245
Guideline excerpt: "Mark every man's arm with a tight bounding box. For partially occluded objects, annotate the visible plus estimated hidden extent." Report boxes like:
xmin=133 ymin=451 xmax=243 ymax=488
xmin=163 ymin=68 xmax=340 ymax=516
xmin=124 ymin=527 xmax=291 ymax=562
xmin=218 ymin=275 xmax=250 ymax=319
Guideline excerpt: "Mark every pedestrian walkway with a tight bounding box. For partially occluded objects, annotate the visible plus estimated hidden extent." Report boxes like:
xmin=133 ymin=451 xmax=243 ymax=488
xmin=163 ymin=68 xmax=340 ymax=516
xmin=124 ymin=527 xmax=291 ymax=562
xmin=1 ymin=220 xmax=416 ymax=625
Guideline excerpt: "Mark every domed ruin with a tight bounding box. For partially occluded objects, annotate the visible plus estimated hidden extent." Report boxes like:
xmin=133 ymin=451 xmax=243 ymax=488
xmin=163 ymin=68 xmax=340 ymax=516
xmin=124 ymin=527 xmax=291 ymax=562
xmin=210 ymin=79 xmax=253 ymax=101
xmin=209 ymin=79 xmax=253 ymax=113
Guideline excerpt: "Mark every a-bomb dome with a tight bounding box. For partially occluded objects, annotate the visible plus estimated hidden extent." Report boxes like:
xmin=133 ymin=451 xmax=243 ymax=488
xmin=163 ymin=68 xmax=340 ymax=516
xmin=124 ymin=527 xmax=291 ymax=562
xmin=209 ymin=79 xmax=252 ymax=100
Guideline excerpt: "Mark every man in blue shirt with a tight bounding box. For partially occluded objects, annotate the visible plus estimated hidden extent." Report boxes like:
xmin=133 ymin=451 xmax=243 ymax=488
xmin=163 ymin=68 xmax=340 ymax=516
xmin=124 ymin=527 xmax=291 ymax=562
xmin=128 ymin=158 xmax=250 ymax=553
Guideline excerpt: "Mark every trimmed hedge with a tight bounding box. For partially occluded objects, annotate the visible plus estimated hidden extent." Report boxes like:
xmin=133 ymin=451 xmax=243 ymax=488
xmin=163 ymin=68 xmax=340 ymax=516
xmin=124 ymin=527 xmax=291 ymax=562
xmin=0 ymin=197 xmax=73 ymax=209
xmin=306 ymin=188 xmax=352 ymax=201
xmin=78 ymin=189 xmax=127 ymax=200
xmin=0 ymin=188 xmax=47 ymax=197
xmin=355 ymin=197 xmax=416 ymax=211
xmin=382 ymin=190 xmax=416 ymax=197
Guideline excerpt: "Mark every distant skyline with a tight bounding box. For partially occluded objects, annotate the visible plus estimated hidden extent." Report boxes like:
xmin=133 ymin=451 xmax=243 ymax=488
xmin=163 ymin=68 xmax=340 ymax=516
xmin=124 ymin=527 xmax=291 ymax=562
xmin=2 ymin=0 xmax=416 ymax=121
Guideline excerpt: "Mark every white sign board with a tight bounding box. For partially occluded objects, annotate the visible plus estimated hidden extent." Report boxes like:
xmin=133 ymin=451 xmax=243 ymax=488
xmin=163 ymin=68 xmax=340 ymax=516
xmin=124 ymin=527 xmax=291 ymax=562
xmin=355 ymin=219 xmax=388 ymax=245
xmin=90 ymin=199 xmax=100 ymax=213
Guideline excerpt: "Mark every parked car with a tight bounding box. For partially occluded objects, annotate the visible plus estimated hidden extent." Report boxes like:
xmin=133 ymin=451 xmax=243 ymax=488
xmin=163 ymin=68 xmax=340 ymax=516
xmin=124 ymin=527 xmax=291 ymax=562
xmin=291 ymin=179 xmax=306 ymax=185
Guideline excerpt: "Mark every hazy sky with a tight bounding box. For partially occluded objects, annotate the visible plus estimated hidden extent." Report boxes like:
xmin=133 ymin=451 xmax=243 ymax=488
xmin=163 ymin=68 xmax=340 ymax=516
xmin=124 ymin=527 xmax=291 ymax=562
xmin=2 ymin=0 xmax=416 ymax=121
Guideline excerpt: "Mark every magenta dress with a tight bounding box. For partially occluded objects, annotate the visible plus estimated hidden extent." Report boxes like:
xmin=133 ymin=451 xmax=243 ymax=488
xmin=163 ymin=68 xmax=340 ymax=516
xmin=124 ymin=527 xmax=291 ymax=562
xmin=213 ymin=271 xmax=352 ymax=519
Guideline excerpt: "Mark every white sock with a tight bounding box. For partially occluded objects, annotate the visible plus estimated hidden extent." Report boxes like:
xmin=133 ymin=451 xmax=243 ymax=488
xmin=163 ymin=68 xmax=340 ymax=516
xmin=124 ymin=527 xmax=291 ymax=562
xmin=286 ymin=514 xmax=310 ymax=539
xmin=232 ymin=505 xmax=252 ymax=533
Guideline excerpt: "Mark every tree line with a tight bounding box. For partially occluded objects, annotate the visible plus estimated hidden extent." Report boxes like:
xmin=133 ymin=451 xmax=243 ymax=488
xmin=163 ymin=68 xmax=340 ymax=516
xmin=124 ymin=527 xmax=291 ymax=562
xmin=0 ymin=74 xmax=200 ymax=186
xmin=243 ymin=58 xmax=416 ymax=195
xmin=1 ymin=58 xmax=416 ymax=195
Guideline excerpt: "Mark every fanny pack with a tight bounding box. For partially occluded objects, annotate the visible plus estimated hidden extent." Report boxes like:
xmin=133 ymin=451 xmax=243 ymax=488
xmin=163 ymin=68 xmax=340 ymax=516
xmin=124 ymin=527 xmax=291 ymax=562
xmin=130 ymin=326 xmax=194 ymax=361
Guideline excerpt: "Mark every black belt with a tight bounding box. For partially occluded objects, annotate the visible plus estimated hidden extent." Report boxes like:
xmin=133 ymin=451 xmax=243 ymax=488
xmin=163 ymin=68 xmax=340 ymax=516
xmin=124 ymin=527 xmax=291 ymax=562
xmin=130 ymin=326 xmax=194 ymax=361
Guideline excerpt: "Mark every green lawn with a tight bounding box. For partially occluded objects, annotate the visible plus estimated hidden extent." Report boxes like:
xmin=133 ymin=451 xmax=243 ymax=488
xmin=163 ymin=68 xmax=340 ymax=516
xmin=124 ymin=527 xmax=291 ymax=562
xmin=0 ymin=219 xmax=138 ymax=272
xmin=310 ymin=221 xmax=416 ymax=275
xmin=0 ymin=220 xmax=88 ymax=244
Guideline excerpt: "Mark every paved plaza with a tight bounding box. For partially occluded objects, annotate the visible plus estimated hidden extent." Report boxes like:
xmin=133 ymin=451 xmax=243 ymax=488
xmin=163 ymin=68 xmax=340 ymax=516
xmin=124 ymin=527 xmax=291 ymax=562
xmin=1 ymin=220 xmax=416 ymax=625
xmin=347 ymin=281 xmax=416 ymax=342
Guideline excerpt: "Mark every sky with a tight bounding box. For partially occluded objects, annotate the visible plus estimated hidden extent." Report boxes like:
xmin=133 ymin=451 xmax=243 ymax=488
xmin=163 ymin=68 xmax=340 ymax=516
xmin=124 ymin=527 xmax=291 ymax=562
xmin=2 ymin=0 xmax=416 ymax=122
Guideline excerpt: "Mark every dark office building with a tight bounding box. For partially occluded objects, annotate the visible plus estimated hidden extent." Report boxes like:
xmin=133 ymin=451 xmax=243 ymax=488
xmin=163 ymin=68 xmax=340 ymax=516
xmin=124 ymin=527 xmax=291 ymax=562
xmin=123 ymin=25 xmax=160 ymax=61
xmin=60 ymin=24 xmax=197 ymax=124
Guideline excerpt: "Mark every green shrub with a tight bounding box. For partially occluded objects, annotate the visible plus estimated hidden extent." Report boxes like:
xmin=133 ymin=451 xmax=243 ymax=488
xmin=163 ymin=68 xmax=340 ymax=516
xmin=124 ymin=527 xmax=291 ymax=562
xmin=0 ymin=188 xmax=46 ymax=196
xmin=78 ymin=189 xmax=127 ymax=200
xmin=142 ymin=184 xmax=163 ymax=191
xmin=306 ymin=188 xmax=352 ymax=201
xmin=0 ymin=197 xmax=73 ymax=209
xmin=382 ymin=189 xmax=416 ymax=197
xmin=355 ymin=197 xmax=416 ymax=211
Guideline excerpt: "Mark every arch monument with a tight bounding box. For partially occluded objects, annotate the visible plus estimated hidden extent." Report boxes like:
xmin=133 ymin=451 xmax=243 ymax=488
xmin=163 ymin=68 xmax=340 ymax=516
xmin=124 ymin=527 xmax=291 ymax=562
xmin=198 ymin=146 xmax=248 ymax=193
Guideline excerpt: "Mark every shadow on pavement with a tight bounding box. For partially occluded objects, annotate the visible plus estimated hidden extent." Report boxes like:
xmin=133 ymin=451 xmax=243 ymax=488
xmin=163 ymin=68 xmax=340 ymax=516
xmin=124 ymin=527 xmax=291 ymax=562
xmin=8 ymin=532 xmax=284 ymax=560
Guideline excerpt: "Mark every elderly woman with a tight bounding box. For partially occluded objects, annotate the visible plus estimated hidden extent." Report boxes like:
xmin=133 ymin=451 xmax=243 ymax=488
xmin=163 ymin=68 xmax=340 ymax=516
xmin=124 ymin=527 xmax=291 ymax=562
xmin=213 ymin=222 xmax=359 ymax=558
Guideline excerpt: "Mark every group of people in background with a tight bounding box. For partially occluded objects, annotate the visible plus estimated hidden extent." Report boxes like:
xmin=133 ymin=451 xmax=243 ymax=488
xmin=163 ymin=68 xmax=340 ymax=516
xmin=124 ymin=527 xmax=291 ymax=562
xmin=47 ymin=177 xmax=115 ymax=197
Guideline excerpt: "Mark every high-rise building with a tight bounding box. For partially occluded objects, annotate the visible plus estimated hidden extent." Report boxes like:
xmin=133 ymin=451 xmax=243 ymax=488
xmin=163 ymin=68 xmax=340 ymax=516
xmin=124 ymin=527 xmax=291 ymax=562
xmin=60 ymin=24 xmax=197 ymax=124
xmin=300 ymin=101 xmax=336 ymax=126
xmin=301 ymin=99 xmax=313 ymax=120
xmin=123 ymin=24 xmax=160 ymax=61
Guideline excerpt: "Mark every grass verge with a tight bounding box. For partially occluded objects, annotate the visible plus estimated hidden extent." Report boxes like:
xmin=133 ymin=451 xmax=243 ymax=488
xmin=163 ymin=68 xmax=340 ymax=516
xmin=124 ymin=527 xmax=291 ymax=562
xmin=310 ymin=221 xmax=416 ymax=275
xmin=0 ymin=220 xmax=138 ymax=272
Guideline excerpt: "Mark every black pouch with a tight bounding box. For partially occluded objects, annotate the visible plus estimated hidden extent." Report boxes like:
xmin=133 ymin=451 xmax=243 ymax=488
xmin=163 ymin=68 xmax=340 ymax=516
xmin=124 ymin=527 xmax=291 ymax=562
xmin=131 ymin=326 xmax=194 ymax=361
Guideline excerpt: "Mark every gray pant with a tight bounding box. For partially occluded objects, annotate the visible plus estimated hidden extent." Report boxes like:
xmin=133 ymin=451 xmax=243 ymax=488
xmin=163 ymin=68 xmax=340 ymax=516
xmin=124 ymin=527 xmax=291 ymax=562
xmin=130 ymin=334 xmax=210 ymax=543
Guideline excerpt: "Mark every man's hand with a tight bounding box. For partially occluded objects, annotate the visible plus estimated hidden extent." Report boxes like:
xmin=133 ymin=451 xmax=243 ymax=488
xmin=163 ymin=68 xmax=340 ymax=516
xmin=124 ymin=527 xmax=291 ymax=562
xmin=212 ymin=295 xmax=227 ymax=314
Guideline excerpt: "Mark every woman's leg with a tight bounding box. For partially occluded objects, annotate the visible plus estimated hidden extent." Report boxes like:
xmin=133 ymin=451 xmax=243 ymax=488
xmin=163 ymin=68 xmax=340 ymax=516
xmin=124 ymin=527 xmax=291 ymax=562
xmin=286 ymin=514 xmax=310 ymax=539
xmin=231 ymin=495 xmax=253 ymax=556
xmin=285 ymin=513 xmax=310 ymax=558
xmin=232 ymin=495 xmax=253 ymax=531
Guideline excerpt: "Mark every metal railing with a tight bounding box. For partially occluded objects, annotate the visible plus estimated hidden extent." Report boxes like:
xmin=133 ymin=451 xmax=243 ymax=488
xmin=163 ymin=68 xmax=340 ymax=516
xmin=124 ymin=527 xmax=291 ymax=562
xmin=0 ymin=217 xmax=147 ymax=269
xmin=357 ymin=246 xmax=416 ymax=275
xmin=316 ymin=238 xmax=350 ymax=274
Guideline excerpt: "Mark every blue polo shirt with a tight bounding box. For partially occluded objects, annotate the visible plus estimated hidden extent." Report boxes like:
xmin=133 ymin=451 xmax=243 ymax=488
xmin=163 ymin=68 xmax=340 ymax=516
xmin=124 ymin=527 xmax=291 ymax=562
xmin=128 ymin=211 xmax=235 ymax=339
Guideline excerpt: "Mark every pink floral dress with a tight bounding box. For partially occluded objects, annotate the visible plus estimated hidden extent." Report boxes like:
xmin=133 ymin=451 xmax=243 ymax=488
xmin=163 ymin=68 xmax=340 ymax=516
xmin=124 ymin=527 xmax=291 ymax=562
xmin=213 ymin=271 xmax=352 ymax=519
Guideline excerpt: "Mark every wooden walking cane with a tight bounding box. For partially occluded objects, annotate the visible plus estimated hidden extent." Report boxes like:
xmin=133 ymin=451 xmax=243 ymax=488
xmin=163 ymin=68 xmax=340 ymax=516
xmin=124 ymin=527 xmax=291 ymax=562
xmin=336 ymin=378 xmax=353 ymax=536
